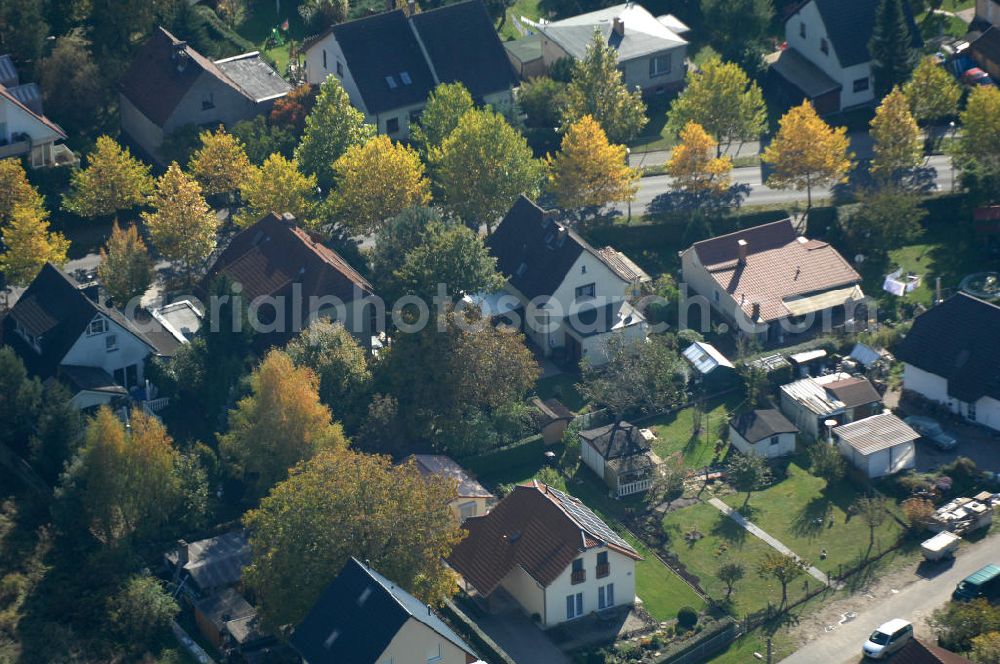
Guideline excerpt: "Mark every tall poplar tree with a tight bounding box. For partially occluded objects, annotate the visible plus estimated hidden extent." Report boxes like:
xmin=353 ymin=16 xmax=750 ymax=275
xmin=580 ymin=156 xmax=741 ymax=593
xmin=870 ymin=0 xmax=919 ymax=98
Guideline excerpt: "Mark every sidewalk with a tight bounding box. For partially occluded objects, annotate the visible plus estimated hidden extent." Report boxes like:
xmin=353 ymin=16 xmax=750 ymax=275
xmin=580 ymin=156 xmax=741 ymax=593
xmin=707 ymin=497 xmax=834 ymax=587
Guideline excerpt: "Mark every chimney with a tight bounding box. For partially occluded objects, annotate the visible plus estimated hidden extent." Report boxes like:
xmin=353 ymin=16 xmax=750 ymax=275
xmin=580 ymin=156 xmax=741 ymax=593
xmin=612 ymin=16 xmax=625 ymax=36
xmin=751 ymin=302 xmax=760 ymax=321
xmin=737 ymin=239 xmax=748 ymax=265
xmin=172 ymin=41 xmax=189 ymax=72
xmin=408 ymin=0 xmax=415 ymax=15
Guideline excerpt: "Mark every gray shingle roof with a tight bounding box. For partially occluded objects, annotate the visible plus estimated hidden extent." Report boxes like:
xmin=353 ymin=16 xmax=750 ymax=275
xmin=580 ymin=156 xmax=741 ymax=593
xmin=731 ymin=409 xmax=799 ymax=444
xmin=214 ymin=53 xmax=292 ymax=102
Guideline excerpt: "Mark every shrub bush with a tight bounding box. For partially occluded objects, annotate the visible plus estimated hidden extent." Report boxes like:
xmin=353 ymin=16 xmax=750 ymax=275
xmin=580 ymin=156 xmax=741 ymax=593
xmin=461 ymin=434 xmax=545 ymax=476
xmin=677 ymin=606 xmax=699 ymax=629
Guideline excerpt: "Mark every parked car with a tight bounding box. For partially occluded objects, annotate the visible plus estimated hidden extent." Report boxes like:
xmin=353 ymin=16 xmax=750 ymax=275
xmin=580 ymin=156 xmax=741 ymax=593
xmin=962 ymin=67 xmax=994 ymax=86
xmin=953 ymin=564 xmax=1000 ymax=601
xmin=904 ymin=416 xmax=958 ymax=450
xmin=863 ymin=619 xmax=913 ymax=659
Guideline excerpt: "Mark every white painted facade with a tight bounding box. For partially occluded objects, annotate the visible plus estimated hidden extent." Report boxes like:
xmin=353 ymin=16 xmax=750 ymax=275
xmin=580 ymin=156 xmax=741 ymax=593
xmin=0 ymin=92 xmax=64 ymax=167
xmin=500 ymin=546 xmax=639 ymax=628
xmin=511 ymin=250 xmax=646 ymax=366
xmin=903 ymin=363 xmax=1000 ymax=432
xmin=375 ymin=617 xmax=473 ymax=664
xmin=729 ymin=427 xmax=797 ymax=459
xmin=785 ymin=0 xmax=874 ymax=110
xmin=680 ymin=248 xmax=767 ymax=338
xmin=836 ymin=439 xmax=915 ymax=478
xmin=59 ymin=314 xmax=153 ymax=390
xmin=581 ymin=437 xmax=607 ymax=482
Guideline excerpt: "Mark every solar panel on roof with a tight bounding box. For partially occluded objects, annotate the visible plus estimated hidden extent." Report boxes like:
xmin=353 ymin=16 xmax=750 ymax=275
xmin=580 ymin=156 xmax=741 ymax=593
xmin=546 ymin=486 xmax=636 ymax=554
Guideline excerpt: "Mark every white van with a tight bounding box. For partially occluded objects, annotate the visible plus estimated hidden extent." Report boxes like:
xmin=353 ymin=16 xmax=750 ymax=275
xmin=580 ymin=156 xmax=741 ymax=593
xmin=862 ymin=618 xmax=913 ymax=659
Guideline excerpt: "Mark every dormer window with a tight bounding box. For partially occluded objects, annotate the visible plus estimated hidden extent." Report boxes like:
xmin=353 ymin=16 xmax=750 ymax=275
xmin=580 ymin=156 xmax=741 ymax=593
xmin=385 ymin=75 xmax=398 ymax=89
xmin=400 ymin=71 xmax=412 ymax=85
xmin=87 ymin=317 xmax=108 ymax=335
xmin=202 ymin=92 xmax=215 ymax=110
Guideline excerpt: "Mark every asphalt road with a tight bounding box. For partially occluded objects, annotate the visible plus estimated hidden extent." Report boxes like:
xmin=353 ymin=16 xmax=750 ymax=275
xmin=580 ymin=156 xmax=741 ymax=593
xmin=622 ymin=154 xmax=955 ymax=216
xmin=780 ymin=528 xmax=1000 ymax=664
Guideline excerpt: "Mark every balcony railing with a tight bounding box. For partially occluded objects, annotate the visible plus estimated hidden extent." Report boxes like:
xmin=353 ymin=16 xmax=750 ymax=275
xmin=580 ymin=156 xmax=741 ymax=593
xmin=571 ymin=569 xmax=586 ymax=585
xmin=596 ymin=563 xmax=610 ymax=579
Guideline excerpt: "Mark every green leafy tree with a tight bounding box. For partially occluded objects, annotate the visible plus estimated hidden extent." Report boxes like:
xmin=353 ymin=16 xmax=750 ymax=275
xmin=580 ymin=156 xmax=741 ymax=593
xmin=518 ymin=76 xmax=566 ymax=129
xmin=845 ymin=187 xmax=926 ymax=252
xmin=667 ymin=56 xmax=766 ymax=157
xmin=187 ymin=126 xmax=253 ymax=198
xmin=701 ymin=0 xmax=773 ymax=73
xmin=97 ymin=222 xmax=155 ymax=306
xmin=243 ymin=449 xmax=464 ymax=630
xmin=903 ymin=56 xmax=961 ymax=125
xmin=238 ymin=153 xmax=318 ymax=227
xmin=756 ymin=552 xmax=808 ymax=606
xmin=432 ymin=107 xmax=543 ymax=233
xmin=36 ymin=35 xmax=104 ymax=133
xmin=143 ymin=163 xmax=218 ymax=284
xmin=930 ymin=599 xmax=1000 ymax=653
xmin=219 ymin=350 xmax=349 ymax=497
xmin=577 ymin=336 xmax=687 ymax=421
xmin=560 ymin=32 xmax=647 ymax=144
xmin=972 ymin=631 xmax=1000 ymax=664
xmin=230 ymin=116 xmax=298 ymax=164
xmin=726 ymin=452 xmax=772 ymax=509
xmin=808 ymin=442 xmax=846 ymax=481
xmin=107 ymin=575 xmax=179 ymax=645
xmin=295 ymin=76 xmax=375 ymax=190
xmin=298 ymin=0 xmax=348 ymax=28
xmin=284 ymin=319 xmax=372 ymax=432
xmin=411 ymin=82 xmax=475 ymax=153
xmin=869 ymin=0 xmax=919 ymax=98
xmin=0 ymin=0 xmax=48 ymax=67
xmin=29 ymin=382 xmax=84 ymax=484
xmin=63 ymin=136 xmax=155 ymax=221
xmin=956 ymin=86 xmax=1000 ymax=193
xmin=0 ymin=347 xmax=42 ymax=451
xmin=718 ymin=562 xmax=745 ymax=599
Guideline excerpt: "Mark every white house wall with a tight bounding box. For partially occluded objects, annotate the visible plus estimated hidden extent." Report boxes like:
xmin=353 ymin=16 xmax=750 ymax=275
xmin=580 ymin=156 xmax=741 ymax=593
xmin=69 ymin=390 xmax=119 ymax=410
xmin=164 ymin=71 xmax=259 ymax=135
xmin=902 ymin=362 xmax=1000 ymax=432
xmin=0 ymin=95 xmax=60 ymax=147
xmin=973 ymin=396 xmax=1000 ymax=432
xmin=779 ymin=392 xmax=825 ymax=440
xmin=119 ymin=94 xmax=165 ymax=159
xmin=60 ymin=316 xmax=152 ymax=389
xmin=577 ymin=322 xmax=648 ymax=366
xmin=618 ymin=46 xmax=687 ymax=92
xmin=498 ymin=564 xmax=545 ymax=620
xmin=304 ymin=34 xmax=367 ymax=114
xmin=581 ymin=439 xmax=606 ymax=481
xmin=541 ymin=547 xmax=636 ymax=627
xmin=729 ymin=427 xmax=796 ymax=458
xmin=786 ymin=0 xmax=874 ymax=109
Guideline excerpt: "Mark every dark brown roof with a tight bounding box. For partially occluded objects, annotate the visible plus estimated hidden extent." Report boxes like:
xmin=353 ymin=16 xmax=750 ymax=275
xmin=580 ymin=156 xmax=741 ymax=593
xmin=824 ymin=376 xmax=882 ymax=409
xmin=895 ymin=293 xmax=1000 ymax=403
xmin=895 ymin=639 xmax=973 ymax=664
xmin=532 ymin=396 xmax=573 ymax=426
xmin=206 ymin=213 xmax=373 ymax=305
xmin=730 ymin=409 xmax=798 ymax=443
xmin=686 ymin=219 xmax=861 ymax=322
xmin=120 ymin=27 xmax=247 ymax=126
xmin=447 ymin=482 xmax=641 ymax=595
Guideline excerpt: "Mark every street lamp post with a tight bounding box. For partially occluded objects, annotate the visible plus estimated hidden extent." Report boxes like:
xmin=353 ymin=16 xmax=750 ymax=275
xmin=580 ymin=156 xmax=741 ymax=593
xmin=625 ymin=147 xmax=632 ymax=223
xmin=949 ymin=121 xmax=956 ymax=192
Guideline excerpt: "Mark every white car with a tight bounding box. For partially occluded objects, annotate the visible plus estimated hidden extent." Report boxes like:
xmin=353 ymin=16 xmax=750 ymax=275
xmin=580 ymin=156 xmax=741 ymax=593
xmin=863 ymin=618 xmax=913 ymax=659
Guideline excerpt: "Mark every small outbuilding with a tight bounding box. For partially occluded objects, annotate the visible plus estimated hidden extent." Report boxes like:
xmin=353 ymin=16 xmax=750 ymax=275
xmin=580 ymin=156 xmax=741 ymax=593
xmin=833 ymin=413 xmax=918 ymax=478
xmin=580 ymin=421 xmax=660 ymax=497
xmin=729 ymin=409 xmax=799 ymax=458
xmin=531 ymin=396 xmax=574 ymax=444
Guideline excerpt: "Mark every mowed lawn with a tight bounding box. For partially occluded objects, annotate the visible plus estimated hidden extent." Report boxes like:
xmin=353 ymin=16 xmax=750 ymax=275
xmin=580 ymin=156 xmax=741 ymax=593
xmin=721 ymin=461 xmax=905 ymax=575
xmin=647 ymin=392 xmax=744 ymax=469
xmin=662 ymin=501 xmax=799 ymax=615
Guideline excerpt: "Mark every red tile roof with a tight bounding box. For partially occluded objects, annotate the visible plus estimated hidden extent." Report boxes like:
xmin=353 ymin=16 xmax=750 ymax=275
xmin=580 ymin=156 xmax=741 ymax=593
xmin=895 ymin=639 xmax=973 ymax=664
xmin=688 ymin=219 xmax=861 ymax=322
xmin=0 ymin=82 xmax=65 ymax=140
xmin=447 ymin=481 xmax=641 ymax=596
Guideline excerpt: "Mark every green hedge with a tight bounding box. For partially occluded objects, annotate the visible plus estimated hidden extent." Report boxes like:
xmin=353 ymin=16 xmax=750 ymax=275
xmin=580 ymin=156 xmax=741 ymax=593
xmin=461 ymin=434 xmax=546 ymax=477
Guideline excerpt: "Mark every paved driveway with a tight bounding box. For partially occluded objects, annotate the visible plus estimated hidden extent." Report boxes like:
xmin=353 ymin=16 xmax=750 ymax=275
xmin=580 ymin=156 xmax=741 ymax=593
xmin=472 ymin=608 xmax=570 ymax=664
xmin=780 ymin=529 xmax=1000 ymax=664
xmin=897 ymin=404 xmax=1000 ymax=474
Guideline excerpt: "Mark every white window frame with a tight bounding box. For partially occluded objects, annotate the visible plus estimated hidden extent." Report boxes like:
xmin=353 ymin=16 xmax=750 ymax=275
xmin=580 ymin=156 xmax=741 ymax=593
xmin=87 ymin=317 xmax=108 ymax=336
xmin=649 ymin=53 xmax=672 ymax=78
xmin=458 ymin=501 xmax=478 ymax=521
xmin=565 ymin=592 xmax=583 ymax=619
xmin=105 ymin=334 xmax=118 ymax=352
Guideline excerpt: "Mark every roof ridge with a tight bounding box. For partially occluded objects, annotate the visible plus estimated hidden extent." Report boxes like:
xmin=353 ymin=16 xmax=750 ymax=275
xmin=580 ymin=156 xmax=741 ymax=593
xmin=692 ymin=218 xmax=795 ymax=247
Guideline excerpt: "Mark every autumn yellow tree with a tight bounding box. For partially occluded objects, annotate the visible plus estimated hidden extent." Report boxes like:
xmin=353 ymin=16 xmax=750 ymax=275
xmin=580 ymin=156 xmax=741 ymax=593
xmin=331 ymin=135 xmax=431 ymax=235
xmin=546 ymin=115 xmax=639 ymax=215
xmin=143 ymin=163 xmax=218 ymax=285
xmin=762 ymin=101 xmax=852 ymax=209
xmin=903 ymin=56 xmax=962 ymax=125
xmin=219 ymin=350 xmax=349 ymax=497
xmin=870 ymin=87 xmax=922 ymax=183
xmin=243 ymin=449 xmax=463 ymax=630
xmin=957 ymin=86 xmax=1000 ymax=183
xmin=62 ymin=136 xmax=154 ymax=221
xmin=97 ymin=222 xmax=154 ymax=306
xmin=0 ymin=204 xmax=70 ymax=287
xmin=67 ymin=407 xmax=183 ymax=545
xmin=0 ymin=158 xmax=45 ymax=226
xmin=187 ymin=125 xmax=253 ymax=198
xmin=238 ymin=153 xmax=318 ymax=228
xmin=666 ymin=122 xmax=734 ymax=195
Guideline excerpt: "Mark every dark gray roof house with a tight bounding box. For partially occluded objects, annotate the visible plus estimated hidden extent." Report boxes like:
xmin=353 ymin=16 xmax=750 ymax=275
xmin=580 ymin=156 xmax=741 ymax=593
xmin=120 ymin=27 xmax=291 ymax=161
xmin=301 ymin=0 xmax=516 ymax=138
xmin=289 ymin=558 xmax=480 ymax=664
xmin=731 ymin=409 xmax=799 ymax=444
xmin=896 ymin=293 xmax=1000 ymax=432
xmin=165 ymin=530 xmax=252 ymax=595
xmin=3 ymin=263 xmax=181 ymax=405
